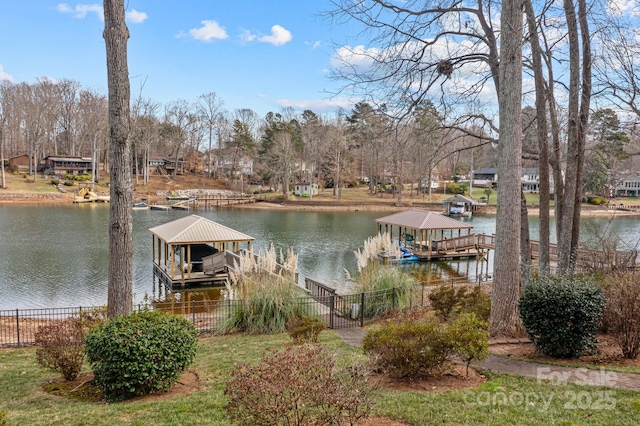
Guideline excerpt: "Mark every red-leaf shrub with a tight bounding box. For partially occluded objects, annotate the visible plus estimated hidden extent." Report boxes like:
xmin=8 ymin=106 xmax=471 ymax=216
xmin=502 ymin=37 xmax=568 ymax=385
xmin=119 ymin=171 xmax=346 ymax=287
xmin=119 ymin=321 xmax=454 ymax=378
xmin=225 ymin=345 xmax=376 ymax=425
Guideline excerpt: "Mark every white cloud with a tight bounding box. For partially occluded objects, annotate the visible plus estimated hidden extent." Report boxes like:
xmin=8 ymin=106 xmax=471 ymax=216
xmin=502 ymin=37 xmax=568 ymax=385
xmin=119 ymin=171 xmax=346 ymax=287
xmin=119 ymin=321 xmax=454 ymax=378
xmin=188 ymin=20 xmax=228 ymax=42
xmin=331 ymin=45 xmax=381 ymax=73
xmin=305 ymin=41 xmax=321 ymax=49
xmin=607 ymin=0 xmax=640 ymax=16
xmin=57 ymin=3 xmax=103 ymax=20
xmin=57 ymin=3 xmax=147 ymax=23
xmin=274 ymin=97 xmax=353 ymax=113
xmin=0 ymin=65 xmax=14 ymax=82
xmin=239 ymin=29 xmax=257 ymax=43
xmin=258 ymin=25 xmax=292 ymax=46
xmin=126 ymin=9 xmax=148 ymax=24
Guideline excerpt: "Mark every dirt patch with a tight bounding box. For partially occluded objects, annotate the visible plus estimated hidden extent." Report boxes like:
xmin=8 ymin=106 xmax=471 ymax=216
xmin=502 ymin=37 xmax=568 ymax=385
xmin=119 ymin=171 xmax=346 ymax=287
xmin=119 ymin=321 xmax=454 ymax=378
xmin=359 ymin=417 xmax=411 ymax=425
xmin=41 ymin=370 xmax=201 ymax=403
xmin=372 ymin=362 xmax=486 ymax=392
xmin=490 ymin=334 xmax=640 ymax=368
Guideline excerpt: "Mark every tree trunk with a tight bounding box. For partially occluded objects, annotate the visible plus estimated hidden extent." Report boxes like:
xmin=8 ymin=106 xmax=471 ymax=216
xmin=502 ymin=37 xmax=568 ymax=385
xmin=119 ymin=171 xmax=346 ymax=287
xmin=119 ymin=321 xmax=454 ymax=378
xmin=520 ymin=189 xmax=531 ymax=281
xmin=524 ymin=0 xmax=550 ymax=274
xmin=570 ymin=0 xmax=592 ymax=269
xmin=557 ymin=0 xmax=581 ymax=273
xmin=104 ymin=0 xmax=133 ymax=318
xmin=490 ymin=0 xmax=525 ymax=338
xmin=0 ymin=127 xmax=5 ymax=189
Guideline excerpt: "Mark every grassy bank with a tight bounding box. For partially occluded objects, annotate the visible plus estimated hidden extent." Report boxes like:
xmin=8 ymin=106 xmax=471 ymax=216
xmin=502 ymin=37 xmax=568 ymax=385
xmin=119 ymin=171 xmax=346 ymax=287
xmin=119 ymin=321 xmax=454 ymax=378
xmin=3 ymin=172 xmax=640 ymax=216
xmin=2 ymin=330 xmax=639 ymax=425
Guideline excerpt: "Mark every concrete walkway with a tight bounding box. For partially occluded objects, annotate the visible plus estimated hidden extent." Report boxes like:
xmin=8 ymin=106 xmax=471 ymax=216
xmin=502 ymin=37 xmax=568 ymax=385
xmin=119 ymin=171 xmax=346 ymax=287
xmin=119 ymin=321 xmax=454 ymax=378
xmin=335 ymin=327 xmax=640 ymax=391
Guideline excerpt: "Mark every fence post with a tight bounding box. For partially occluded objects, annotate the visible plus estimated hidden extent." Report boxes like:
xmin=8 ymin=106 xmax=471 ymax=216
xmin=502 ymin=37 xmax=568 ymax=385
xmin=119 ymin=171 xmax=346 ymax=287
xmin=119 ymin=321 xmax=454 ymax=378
xmin=392 ymin=287 xmax=396 ymax=310
xmin=15 ymin=309 xmax=20 ymax=348
xmin=192 ymin=300 xmax=196 ymax=325
xmin=329 ymin=295 xmax=335 ymax=329
xmin=360 ymin=292 xmax=365 ymax=327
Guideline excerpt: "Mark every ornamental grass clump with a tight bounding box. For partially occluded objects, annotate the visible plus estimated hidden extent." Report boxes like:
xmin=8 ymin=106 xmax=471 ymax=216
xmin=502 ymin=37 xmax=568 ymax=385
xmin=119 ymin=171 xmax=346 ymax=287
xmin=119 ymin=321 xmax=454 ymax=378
xmin=355 ymin=263 xmax=420 ymax=319
xmin=221 ymin=244 xmax=311 ymax=334
xmin=519 ymin=276 xmax=605 ymax=358
xmin=84 ymin=310 xmax=197 ymax=402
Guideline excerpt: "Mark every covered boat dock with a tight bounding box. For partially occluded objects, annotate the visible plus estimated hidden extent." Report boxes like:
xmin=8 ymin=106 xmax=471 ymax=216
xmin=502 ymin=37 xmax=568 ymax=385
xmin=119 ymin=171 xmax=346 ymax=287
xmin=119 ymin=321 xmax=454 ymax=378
xmin=442 ymin=194 xmax=477 ymax=217
xmin=149 ymin=214 xmax=254 ymax=288
xmin=375 ymin=209 xmax=486 ymax=261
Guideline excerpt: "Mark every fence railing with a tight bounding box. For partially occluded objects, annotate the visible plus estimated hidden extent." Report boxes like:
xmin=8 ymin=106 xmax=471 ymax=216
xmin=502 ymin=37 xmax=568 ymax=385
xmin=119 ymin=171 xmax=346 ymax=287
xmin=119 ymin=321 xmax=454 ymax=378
xmin=1 ymin=277 xmax=490 ymax=347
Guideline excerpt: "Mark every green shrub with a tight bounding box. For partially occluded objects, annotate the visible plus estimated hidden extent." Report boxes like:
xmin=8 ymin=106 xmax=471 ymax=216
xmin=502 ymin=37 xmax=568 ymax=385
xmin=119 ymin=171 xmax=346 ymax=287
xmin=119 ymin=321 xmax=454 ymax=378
xmin=225 ymin=345 xmax=376 ymax=425
xmin=519 ymin=276 xmax=605 ymax=358
xmin=449 ymin=313 xmax=489 ymax=376
xmin=445 ymin=182 xmax=465 ymax=194
xmin=84 ymin=310 xmax=198 ymax=402
xmin=35 ymin=318 xmax=86 ymax=381
xmin=286 ymin=316 xmax=327 ymax=344
xmin=600 ymin=271 xmax=640 ymax=359
xmin=460 ymin=286 xmax=491 ymax=322
xmin=363 ymin=320 xmax=454 ymax=378
xmin=428 ymin=284 xmax=490 ymax=322
xmin=51 ymin=178 xmax=60 ymax=186
xmin=63 ymin=180 xmax=75 ymax=186
xmin=428 ymin=284 xmax=466 ymax=321
xmin=585 ymin=195 xmax=608 ymax=205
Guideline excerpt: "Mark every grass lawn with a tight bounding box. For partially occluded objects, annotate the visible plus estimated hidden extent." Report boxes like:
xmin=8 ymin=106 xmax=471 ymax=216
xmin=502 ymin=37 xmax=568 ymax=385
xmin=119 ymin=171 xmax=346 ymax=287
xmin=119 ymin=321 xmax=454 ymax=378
xmin=2 ymin=330 xmax=640 ymax=425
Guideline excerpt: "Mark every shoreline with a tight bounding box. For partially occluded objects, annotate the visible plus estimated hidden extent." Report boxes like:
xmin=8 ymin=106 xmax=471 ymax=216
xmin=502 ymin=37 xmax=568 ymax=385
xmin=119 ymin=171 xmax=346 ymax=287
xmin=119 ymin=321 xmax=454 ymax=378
xmin=1 ymin=192 xmax=639 ymax=217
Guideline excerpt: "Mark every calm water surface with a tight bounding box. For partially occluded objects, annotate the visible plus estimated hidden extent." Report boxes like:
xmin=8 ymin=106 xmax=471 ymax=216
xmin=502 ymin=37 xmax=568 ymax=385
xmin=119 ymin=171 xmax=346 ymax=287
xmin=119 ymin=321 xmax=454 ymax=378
xmin=1 ymin=204 xmax=638 ymax=310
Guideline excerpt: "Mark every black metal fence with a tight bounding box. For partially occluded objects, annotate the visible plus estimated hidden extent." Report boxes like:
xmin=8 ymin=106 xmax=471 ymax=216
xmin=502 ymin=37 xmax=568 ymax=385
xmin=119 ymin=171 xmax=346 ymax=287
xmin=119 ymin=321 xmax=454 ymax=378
xmin=1 ymin=276 xmax=490 ymax=348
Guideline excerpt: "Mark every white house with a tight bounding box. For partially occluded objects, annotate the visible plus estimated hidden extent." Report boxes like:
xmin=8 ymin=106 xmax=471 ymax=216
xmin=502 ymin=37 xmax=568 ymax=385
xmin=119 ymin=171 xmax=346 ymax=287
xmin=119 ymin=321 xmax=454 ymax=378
xmin=521 ymin=167 xmax=540 ymax=192
xmin=615 ymin=175 xmax=640 ymax=197
xmin=294 ymin=182 xmax=319 ymax=197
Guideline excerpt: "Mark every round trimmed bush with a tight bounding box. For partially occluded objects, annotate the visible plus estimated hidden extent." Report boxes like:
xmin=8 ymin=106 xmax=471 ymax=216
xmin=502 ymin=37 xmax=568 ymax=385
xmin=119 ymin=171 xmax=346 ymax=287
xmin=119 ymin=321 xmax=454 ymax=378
xmin=519 ymin=276 xmax=605 ymax=358
xmin=84 ymin=310 xmax=198 ymax=402
xmin=363 ymin=320 xmax=454 ymax=378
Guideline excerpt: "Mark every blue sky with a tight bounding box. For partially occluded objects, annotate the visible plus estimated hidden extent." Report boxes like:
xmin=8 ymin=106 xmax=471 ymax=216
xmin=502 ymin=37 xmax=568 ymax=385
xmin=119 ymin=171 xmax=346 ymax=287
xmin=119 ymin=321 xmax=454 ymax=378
xmin=0 ymin=1 xmax=357 ymax=117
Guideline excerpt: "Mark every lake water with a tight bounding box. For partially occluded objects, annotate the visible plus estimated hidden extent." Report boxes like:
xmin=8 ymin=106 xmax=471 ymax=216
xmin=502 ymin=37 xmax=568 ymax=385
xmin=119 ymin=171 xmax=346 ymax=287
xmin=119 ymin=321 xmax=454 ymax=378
xmin=1 ymin=204 xmax=639 ymax=310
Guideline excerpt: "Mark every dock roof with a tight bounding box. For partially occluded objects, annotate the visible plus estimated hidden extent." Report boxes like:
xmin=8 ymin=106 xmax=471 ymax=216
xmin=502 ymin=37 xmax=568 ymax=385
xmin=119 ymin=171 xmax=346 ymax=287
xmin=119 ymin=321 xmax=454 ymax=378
xmin=376 ymin=209 xmax=473 ymax=230
xmin=149 ymin=214 xmax=254 ymax=244
xmin=442 ymin=194 xmax=476 ymax=205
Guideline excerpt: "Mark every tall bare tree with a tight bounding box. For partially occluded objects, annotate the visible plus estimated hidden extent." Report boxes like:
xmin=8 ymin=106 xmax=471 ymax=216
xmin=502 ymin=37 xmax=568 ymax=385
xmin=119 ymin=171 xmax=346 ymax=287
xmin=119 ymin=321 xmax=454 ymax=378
xmin=77 ymin=89 xmax=107 ymax=187
xmin=260 ymin=109 xmax=302 ymax=198
xmin=556 ymin=0 xmax=592 ymax=273
xmin=104 ymin=0 xmax=133 ymax=318
xmin=196 ymin=92 xmax=225 ymax=179
xmin=0 ymin=82 xmax=7 ymax=189
xmin=162 ymin=99 xmax=193 ymax=177
xmin=524 ymin=0 xmax=551 ymax=274
xmin=489 ymin=0 xmax=525 ymax=338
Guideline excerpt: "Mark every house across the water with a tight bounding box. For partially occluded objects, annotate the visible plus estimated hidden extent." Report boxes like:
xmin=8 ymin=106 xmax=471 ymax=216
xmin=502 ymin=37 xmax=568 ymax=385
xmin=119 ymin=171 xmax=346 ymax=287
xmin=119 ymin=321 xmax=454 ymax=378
xmin=294 ymin=182 xmax=319 ymax=197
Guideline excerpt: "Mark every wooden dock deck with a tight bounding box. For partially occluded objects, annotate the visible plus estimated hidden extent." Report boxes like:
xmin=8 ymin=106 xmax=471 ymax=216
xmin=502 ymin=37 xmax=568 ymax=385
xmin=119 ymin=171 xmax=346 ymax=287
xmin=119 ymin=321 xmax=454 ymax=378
xmin=153 ymin=263 xmax=230 ymax=289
